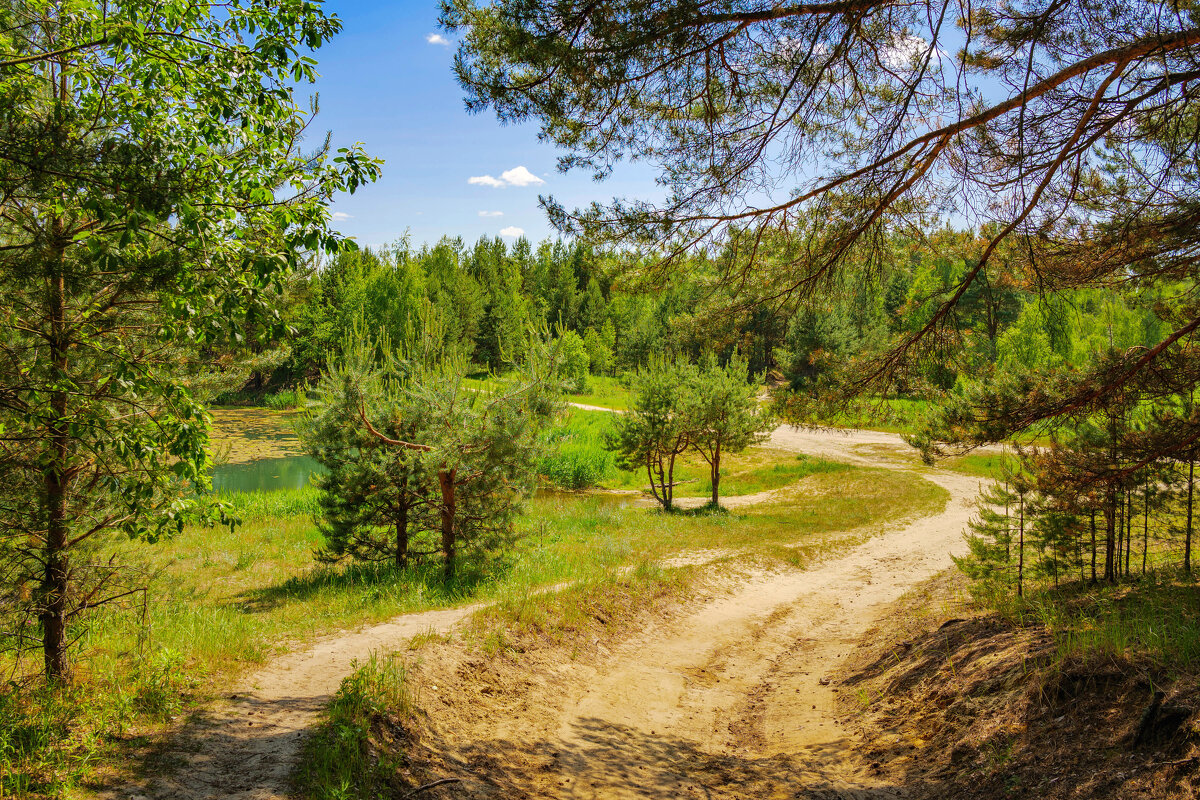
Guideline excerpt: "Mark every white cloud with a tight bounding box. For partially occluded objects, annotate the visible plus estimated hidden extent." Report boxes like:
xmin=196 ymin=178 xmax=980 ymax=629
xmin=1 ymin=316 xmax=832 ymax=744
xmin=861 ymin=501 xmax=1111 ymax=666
xmin=882 ymin=34 xmax=943 ymax=70
xmin=468 ymin=165 xmax=546 ymax=189
xmin=331 ymin=211 xmax=352 ymax=221
xmin=499 ymin=166 xmax=544 ymax=186
xmin=479 ymin=210 xmax=504 ymax=217
xmin=499 ymin=226 xmax=525 ymax=237
xmin=426 ymin=33 xmax=450 ymax=46
xmin=468 ymin=175 xmax=506 ymax=188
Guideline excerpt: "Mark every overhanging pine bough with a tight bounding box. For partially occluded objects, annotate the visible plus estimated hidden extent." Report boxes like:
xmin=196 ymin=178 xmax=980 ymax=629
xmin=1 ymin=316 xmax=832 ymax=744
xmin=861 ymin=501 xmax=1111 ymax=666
xmin=444 ymin=0 xmax=1200 ymax=456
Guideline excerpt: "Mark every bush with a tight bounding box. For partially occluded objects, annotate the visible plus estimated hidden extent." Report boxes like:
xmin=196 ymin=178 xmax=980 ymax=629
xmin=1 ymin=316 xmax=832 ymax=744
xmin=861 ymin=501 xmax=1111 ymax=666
xmin=539 ymin=446 xmax=614 ymax=489
xmin=263 ymin=388 xmax=304 ymax=409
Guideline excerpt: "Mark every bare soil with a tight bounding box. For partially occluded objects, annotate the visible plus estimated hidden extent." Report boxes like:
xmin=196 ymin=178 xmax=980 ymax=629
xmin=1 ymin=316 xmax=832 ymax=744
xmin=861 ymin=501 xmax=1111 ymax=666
xmin=834 ymin=573 xmax=1200 ymax=800
xmin=101 ymin=426 xmax=984 ymax=799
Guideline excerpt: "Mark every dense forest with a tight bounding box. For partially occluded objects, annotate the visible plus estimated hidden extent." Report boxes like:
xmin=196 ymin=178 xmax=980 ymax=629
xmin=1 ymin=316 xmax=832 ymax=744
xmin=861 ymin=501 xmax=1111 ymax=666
xmin=226 ymin=230 xmax=1170 ymax=408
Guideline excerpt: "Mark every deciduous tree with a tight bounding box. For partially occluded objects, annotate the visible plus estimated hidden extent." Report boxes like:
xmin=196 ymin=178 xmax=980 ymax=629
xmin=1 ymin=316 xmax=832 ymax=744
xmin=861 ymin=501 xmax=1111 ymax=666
xmin=0 ymin=0 xmax=379 ymax=679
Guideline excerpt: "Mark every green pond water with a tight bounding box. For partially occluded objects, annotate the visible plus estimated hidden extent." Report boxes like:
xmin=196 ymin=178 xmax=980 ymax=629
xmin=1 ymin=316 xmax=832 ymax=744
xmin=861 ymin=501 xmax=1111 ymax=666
xmin=210 ymin=408 xmax=322 ymax=493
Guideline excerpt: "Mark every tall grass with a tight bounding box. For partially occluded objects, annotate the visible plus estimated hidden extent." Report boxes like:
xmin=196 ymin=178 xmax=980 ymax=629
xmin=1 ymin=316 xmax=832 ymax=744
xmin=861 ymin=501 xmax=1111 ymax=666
xmin=218 ymin=485 xmax=321 ymax=521
xmin=538 ymin=408 xmax=618 ymax=489
xmin=970 ymin=571 xmax=1200 ymax=669
xmin=262 ymin=388 xmax=305 ymax=410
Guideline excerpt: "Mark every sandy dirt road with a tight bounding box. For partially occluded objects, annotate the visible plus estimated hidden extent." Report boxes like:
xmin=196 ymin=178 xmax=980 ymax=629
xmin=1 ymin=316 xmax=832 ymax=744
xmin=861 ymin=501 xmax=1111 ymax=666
xmin=533 ymin=466 xmax=978 ymax=799
xmin=105 ymin=426 xmax=984 ymax=800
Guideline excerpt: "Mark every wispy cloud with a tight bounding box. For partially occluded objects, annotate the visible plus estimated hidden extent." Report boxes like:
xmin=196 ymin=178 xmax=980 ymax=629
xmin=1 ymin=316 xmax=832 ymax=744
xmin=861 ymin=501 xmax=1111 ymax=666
xmin=468 ymin=175 xmax=506 ymax=188
xmin=468 ymin=165 xmax=545 ymax=188
xmin=426 ymin=33 xmax=450 ymax=46
xmin=499 ymin=226 xmax=525 ymax=237
xmin=479 ymin=210 xmax=504 ymax=217
xmin=331 ymin=211 xmax=353 ymax=221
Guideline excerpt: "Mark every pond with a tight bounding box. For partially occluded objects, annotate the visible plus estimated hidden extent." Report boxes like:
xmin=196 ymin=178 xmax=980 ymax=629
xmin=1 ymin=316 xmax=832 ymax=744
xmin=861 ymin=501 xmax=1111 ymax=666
xmin=210 ymin=408 xmax=323 ymax=493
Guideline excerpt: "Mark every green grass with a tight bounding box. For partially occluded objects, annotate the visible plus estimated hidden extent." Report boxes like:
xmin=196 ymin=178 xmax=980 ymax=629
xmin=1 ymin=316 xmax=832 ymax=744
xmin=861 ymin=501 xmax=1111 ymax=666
xmin=565 ymin=374 xmax=631 ymax=410
xmin=807 ymin=396 xmax=935 ymax=435
xmin=941 ymin=451 xmax=1017 ymax=480
xmin=297 ymin=652 xmax=414 ymax=800
xmin=974 ymin=574 xmax=1200 ymax=670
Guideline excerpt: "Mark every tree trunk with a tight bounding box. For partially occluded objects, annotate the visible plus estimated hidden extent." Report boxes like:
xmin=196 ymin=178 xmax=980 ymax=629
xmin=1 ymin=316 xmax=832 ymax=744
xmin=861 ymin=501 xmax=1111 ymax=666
xmin=41 ymin=261 xmax=70 ymax=681
xmin=1116 ymin=492 xmax=1124 ymax=580
xmin=1017 ymin=493 xmax=1025 ymax=598
xmin=665 ymin=453 xmax=676 ymax=512
xmin=1124 ymin=490 xmax=1132 ymax=578
xmin=710 ymin=442 xmax=721 ymax=506
xmin=1104 ymin=491 xmax=1117 ymax=583
xmin=438 ymin=468 xmax=457 ymax=581
xmin=1090 ymin=511 xmax=1097 ymax=584
xmin=1143 ymin=483 xmax=1150 ymax=576
xmin=1187 ymin=455 xmax=1195 ymax=574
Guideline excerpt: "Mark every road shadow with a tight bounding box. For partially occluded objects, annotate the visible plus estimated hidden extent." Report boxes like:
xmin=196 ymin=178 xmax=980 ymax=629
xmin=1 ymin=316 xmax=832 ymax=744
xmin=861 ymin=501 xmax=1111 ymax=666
xmin=406 ymin=715 xmax=931 ymax=799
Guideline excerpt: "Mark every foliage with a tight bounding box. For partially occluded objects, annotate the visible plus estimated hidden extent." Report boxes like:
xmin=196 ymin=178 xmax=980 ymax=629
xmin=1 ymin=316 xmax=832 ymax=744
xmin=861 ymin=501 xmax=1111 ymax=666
xmin=686 ymin=352 xmax=774 ymax=506
xmin=299 ymin=324 xmax=562 ymax=578
xmin=557 ymin=328 xmax=591 ymax=393
xmin=0 ymin=0 xmax=379 ymax=680
xmin=607 ymin=353 xmax=773 ymax=509
xmin=608 ymin=357 xmax=696 ymax=510
xmin=443 ymin=0 xmax=1200 ymax=476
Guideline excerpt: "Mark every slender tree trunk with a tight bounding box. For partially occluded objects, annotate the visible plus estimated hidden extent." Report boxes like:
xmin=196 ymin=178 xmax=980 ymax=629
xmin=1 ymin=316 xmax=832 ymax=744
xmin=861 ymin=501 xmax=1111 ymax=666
xmin=1017 ymin=493 xmax=1025 ymax=598
xmin=438 ymin=468 xmax=457 ymax=581
xmin=646 ymin=458 xmax=663 ymax=509
xmin=710 ymin=442 xmax=721 ymax=506
xmin=1125 ymin=490 xmax=1132 ymax=578
xmin=665 ymin=452 xmax=676 ymax=511
xmin=1116 ymin=492 xmax=1124 ymax=580
xmin=1090 ymin=511 xmax=1098 ymax=584
xmin=1104 ymin=491 xmax=1117 ymax=583
xmin=42 ymin=256 xmax=70 ymax=680
xmin=1187 ymin=455 xmax=1195 ymax=574
xmin=1143 ymin=482 xmax=1150 ymax=576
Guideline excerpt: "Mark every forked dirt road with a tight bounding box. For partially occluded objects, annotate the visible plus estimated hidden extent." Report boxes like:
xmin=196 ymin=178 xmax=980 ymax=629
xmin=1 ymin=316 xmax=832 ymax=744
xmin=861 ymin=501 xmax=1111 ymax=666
xmin=108 ymin=426 xmax=983 ymax=800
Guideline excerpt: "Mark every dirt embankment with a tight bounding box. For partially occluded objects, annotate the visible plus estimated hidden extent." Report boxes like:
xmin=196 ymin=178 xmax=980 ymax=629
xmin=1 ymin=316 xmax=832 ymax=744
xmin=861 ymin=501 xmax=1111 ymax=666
xmin=835 ymin=573 xmax=1200 ymax=800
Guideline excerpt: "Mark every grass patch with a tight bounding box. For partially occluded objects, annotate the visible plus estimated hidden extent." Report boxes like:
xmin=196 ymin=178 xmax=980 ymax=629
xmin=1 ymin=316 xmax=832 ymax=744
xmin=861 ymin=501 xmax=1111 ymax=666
xmin=565 ymin=374 xmax=631 ymax=410
xmin=297 ymin=652 xmax=414 ymax=800
xmin=462 ymin=562 xmax=693 ymax=657
xmin=807 ymin=396 xmax=934 ymax=436
xmin=976 ymin=575 xmax=1200 ymax=670
xmin=941 ymin=451 xmax=1016 ymax=479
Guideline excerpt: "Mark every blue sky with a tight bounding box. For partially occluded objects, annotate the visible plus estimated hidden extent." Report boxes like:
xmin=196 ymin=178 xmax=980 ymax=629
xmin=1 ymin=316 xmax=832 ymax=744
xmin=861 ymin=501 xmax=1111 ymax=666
xmin=315 ymin=1 xmax=661 ymax=250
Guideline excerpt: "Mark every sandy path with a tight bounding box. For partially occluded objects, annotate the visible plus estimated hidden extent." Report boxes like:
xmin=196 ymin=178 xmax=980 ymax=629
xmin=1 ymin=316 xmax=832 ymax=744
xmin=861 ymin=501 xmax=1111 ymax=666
xmin=107 ymin=426 xmax=983 ymax=800
xmin=546 ymin=468 xmax=978 ymax=799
